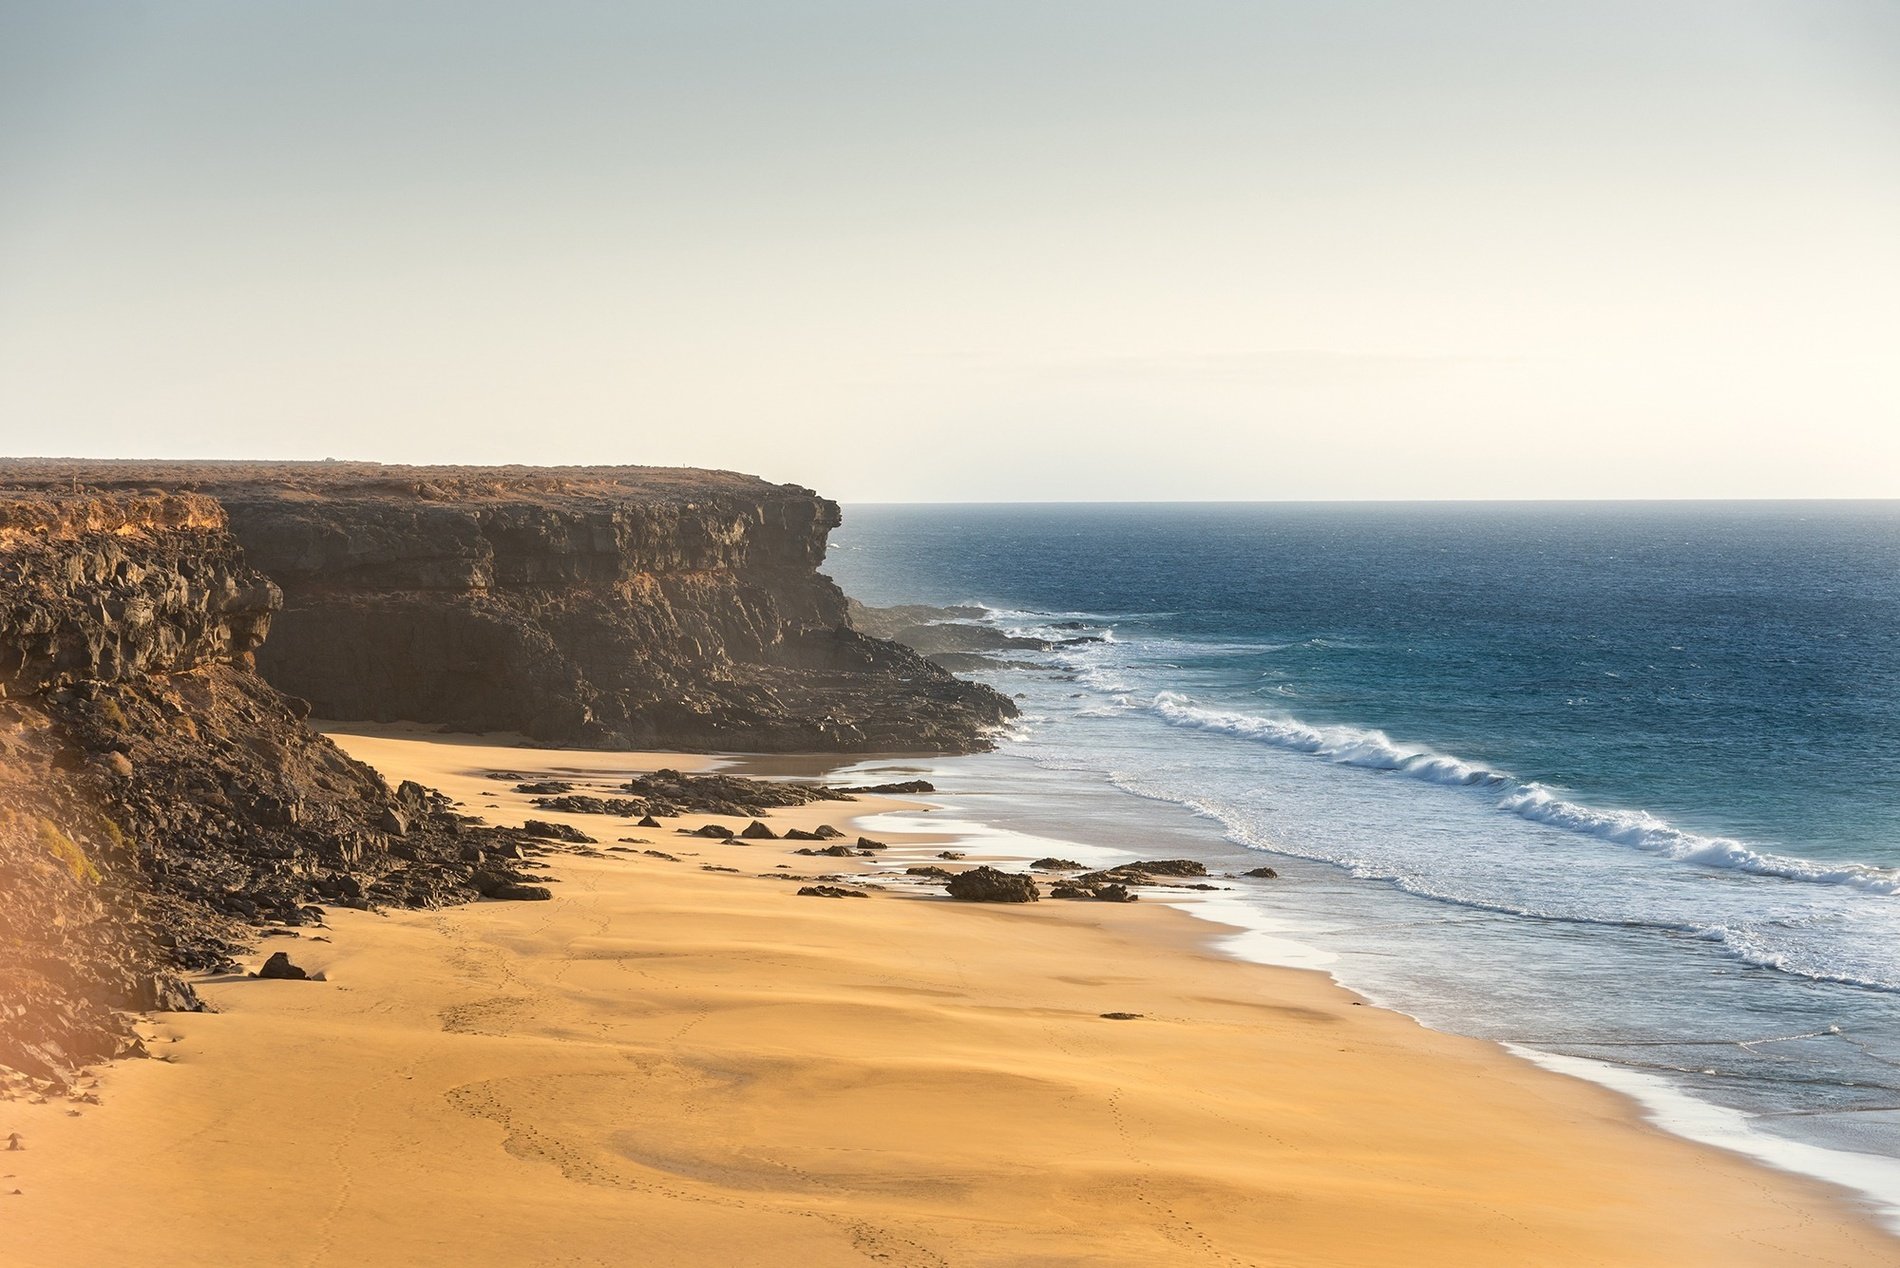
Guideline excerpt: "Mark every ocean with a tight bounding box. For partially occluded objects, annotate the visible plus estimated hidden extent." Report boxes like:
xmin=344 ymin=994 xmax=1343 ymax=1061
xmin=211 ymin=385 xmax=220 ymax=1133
xmin=823 ymin=501 xmax=1900 ymax=1220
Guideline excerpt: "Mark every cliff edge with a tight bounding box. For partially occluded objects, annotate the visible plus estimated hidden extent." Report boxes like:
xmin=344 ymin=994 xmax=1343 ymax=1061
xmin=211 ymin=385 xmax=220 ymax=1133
xmin=0 ymin=489 xmax=555 ymax=1090
xmin=0 ymin=462 xmax=1015 ymax=752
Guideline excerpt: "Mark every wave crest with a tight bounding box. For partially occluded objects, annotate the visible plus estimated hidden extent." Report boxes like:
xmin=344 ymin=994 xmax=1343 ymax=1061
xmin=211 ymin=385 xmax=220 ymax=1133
xmin=1145 ymin=693 xmax=1900 ymax=897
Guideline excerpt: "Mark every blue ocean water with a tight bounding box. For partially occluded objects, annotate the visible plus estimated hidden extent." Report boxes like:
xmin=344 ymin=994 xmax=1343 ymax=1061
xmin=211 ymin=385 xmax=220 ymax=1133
xmin=824 ymin=502 xmax=1900 ymax=1211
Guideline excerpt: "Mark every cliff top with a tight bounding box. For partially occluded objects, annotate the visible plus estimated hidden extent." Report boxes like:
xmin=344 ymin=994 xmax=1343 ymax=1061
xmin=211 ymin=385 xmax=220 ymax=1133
xmin=0 ymin=460 xmax=821 ymax=512
xmin=0 ymin=488 xmax=227 ymax=549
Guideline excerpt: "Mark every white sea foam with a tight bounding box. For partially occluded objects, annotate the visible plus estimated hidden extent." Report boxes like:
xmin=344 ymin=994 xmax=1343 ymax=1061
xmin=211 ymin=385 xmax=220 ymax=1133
xmin=1500 ymin=784 xmax=1900 ymax=896
xmin=1145 ymin=692 xmax=1900 ymax=899
xmin=1150 ymin=692 xmax=1507 ymax=786
xmin=1506 ymin=1046 xmax=1900 ymax=1232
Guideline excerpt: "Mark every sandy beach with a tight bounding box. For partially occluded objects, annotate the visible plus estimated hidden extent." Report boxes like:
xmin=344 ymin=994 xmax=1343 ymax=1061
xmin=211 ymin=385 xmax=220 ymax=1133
xmin=6 ymin=724 xmax=1895 ymax=1267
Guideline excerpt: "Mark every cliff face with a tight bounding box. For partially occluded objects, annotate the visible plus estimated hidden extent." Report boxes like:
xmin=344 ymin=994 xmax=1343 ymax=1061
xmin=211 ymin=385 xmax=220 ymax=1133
xmin=0 ymin=490 xmax=278 ymax=692
xmin=0 ymin=490 xmax=551 ymax=1090
xmin=0 ymin=462 xmax=1015 ymax=751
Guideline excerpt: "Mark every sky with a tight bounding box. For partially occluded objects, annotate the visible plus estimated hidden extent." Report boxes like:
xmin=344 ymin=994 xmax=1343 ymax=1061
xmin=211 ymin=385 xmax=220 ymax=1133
xmin=1 ymin=1 xmax=1896 ymax=501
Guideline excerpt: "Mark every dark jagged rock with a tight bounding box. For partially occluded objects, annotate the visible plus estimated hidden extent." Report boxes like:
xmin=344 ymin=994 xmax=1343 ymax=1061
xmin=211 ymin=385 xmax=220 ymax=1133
xmin=0 ymin=489 xmax=550 ymax=1091
xmin=1077 ymin=860 xmax=1209 ymax=889
xmin=1100 ymin=1012 xmax=1143 ymax=1021
xmin=813 ymin=824 xmax=846 ymax=839
xmin=945 ymin=866 xmax=1039 ymax=903
xmin=905 ymin=865 xmax=957 ymax=880
xmin=623 ymin=769 xmax=851 ymax=817
xmin=782 ymin=828 xmax=822 ymax=841
xmin=640 ymin=850 xmax=680 ymax=861
xmin=1 ymin=462 xmax=1017 ymax=753
xmin=795 ymin=844 xmax=858 ymax=857
xmin=636 ymin=814 xmax=662 ymax=828
xmin=837 ymin=779 xmax=936 ymax=795
xmin=513 ymin=781 xmax=573 ymax=795
xmin=797 ymin=885 xmax=868 ymax=899
xmin=532 ymin=794 xmax=644 ymax=817
xmin=255 ymin=951 xmax=308 ymax=980
xmin=691 ymin=824 xmax=735 ymax=839
xmin=1031 ymin=857 xmax=1083 ymax=871
xmin=739 ymin=820 xmax=777 ymax=840
xmin=1051 ymin=882 xmax=1139 ymax=903
xmin=478 ymin=880 xmax=553 ymax=901
xmin=1242 ymin=866 xmax=1280 ymax=878
xmin=856 ymin=837 xmax=886 ymax=850
xmin=520 ymin=820 xmax=596 ymax=844
xmin=938 ymin=850 xmax=966 ymax=861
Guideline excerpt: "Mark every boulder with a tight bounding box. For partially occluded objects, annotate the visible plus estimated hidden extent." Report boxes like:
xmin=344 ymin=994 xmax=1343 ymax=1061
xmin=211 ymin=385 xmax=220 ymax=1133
xmin=256 ymin=952 xmax=308 ymax=980
xmin=1031 ymin=857 xmax=1082 ymax=871
xmin=521 ymin=820 xmax=596 ymax=844
xmin=740 ymin=820 xmax=777 ymax=840
xmin=945 ymin=866 xmax=1038 ymax=903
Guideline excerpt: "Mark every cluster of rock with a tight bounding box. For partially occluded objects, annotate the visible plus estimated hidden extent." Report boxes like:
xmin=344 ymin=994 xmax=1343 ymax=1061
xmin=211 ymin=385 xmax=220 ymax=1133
xmin=618 ymin=769 xmax=853 ymax=816
xmin=907 ymin=858 xmax=1221 ymax=905
xmin=845 ymin=599 xmax=1104 ymax=673
xmin=0 ymin=490 xmax=552 ymax=1091
xmin=0 ymin=462 xmax=1018 ymax=752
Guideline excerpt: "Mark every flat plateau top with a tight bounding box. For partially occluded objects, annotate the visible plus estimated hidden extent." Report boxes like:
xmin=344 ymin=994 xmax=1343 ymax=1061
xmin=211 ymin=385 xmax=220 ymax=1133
xmin=0 ymin=459 xmax=813 ymax=508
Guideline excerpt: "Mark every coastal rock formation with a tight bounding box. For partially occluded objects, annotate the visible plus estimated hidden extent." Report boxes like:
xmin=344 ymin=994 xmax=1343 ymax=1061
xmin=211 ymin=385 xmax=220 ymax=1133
xmin=846 ymin=599 xmax=1104 ymax=672
xmin=0 ymin=490 xmax=550 ymax=1089
xmin=945 ymin=866 xmax=1040 ymax=903
xmin=1 ymin=462 xmax=1017 ymax=752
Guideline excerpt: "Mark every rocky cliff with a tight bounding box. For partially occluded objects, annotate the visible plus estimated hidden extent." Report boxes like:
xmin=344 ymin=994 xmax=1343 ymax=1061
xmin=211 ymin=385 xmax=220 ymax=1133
xmin=0 ymin=462 xmax=1015 ymax=751
xmin=0 ymin=490 xmax=553 ymax=1090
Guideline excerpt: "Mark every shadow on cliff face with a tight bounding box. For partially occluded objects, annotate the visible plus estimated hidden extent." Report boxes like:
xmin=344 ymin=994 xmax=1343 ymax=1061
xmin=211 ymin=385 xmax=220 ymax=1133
xmin=0 ymin=462 xmax=1017 ymax=754
xmin=0 ymin=487 xmax=562 ymax=1092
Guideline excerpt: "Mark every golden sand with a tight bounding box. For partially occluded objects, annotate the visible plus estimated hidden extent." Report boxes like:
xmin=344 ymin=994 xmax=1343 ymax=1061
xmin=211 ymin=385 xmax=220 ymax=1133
xmin=6 ymin=724 xmax=1893 ymax=1266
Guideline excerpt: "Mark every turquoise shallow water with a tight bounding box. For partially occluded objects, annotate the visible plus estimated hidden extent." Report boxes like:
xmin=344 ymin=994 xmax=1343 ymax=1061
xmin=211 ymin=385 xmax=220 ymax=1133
xmin=824 ymin=501 xmax=1900 ymax=1218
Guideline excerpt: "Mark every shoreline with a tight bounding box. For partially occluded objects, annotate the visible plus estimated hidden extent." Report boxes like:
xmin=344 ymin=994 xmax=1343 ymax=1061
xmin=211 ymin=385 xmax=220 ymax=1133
xmin=854 ymin=781 xmax=1900 ymax=1236
xmin=7 ymin=723 xmax=1895 ymax=1266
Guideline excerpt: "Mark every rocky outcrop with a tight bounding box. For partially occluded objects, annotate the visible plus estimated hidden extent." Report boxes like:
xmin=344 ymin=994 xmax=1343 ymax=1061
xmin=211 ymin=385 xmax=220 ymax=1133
xmin=945 ymin=866 xmax=1040 ymax=903
xmin=1 ymin=463 xmax=1016 ymax=752
xmin=845 ymin=599 xmax=1105 ymax=673
xmin=0 ymin=490 xmax=552 ymax=1090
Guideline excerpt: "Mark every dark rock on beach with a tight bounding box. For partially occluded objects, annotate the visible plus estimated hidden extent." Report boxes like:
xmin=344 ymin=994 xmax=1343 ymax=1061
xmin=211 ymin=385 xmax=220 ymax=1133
xmin=797 ymin=885 xmax=869 ymax=899
xmin=256 ymin=952 xmax=308 ymax=980
xmin=945 ymin=867 xmax=1039 ymax=903
xmin=1051 ymin=881 xmax=1138 ymax=903
xmin=521 ymin=820 xmax=597 ymax=843
xmin=531 ymin=795 xmax=643 ymax=817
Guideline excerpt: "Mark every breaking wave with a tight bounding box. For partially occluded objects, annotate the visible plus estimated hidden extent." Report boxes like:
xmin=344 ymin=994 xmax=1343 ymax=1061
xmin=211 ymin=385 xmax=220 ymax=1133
xmin=1145 ymin=692 xmax=1900 ymax=897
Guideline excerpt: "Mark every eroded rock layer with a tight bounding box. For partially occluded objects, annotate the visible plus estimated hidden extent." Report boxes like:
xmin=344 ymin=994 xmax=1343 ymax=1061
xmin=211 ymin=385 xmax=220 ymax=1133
xmin=0 ymin=491 xmax=550 ymax=1089
xmin=1 ymin=462 xmax=1015 ymax=751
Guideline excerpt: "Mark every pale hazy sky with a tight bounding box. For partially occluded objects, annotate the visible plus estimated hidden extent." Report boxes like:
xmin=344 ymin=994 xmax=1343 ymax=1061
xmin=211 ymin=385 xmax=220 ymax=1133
xmin=1 ymin=2 xmax=1896 ymax=500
